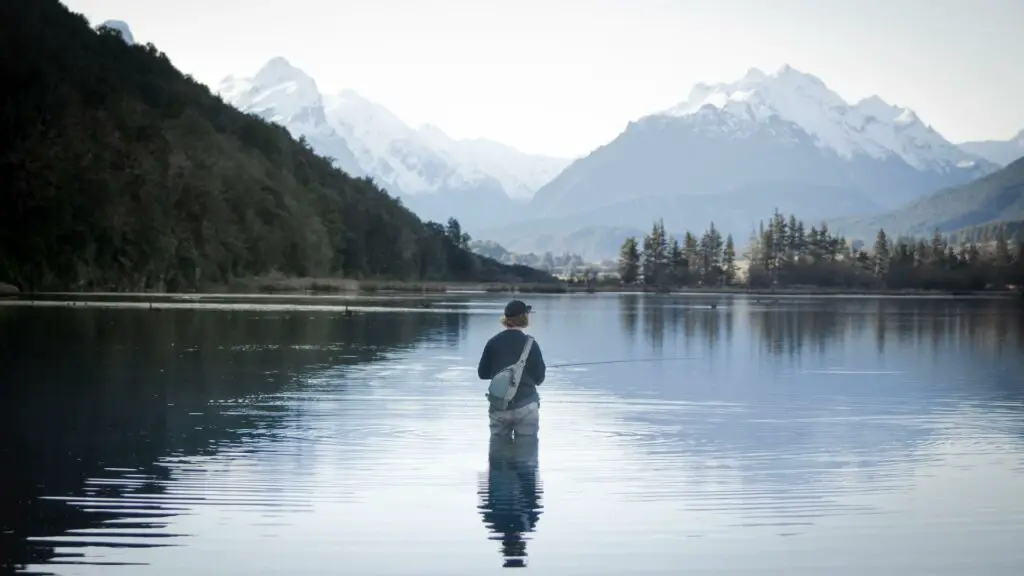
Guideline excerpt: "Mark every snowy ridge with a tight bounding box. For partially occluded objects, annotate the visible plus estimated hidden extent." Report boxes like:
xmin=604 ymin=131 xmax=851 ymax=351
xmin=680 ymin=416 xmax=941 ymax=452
xmin=661 ymin=64 xmax=982 ymax=173
xmin=322 ymin=89 xmax=456 ymax=195
xmin=218 ymin=58 xmax=363 ymax=177
xmin=416 ymin=124 xmax=569 ymax=199
xmin=217 ymin=58 xmax=568 ymax=199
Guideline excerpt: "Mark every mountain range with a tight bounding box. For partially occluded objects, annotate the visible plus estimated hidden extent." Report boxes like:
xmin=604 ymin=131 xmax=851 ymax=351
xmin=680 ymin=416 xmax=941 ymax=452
xmin=478 ymin=65 xmax=1020 ymax=259
xmin=216 ymin=58 xmax=569 ymax=231
xmin=104 ymin=19 xmax=1023 ymax=262
xmin=959 ymin=129 xmax=1024 ymax=167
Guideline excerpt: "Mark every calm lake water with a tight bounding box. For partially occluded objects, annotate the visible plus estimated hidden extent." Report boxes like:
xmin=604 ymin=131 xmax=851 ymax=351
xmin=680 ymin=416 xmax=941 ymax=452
xmin=2 ymin=293 xmax=1023 ymax=575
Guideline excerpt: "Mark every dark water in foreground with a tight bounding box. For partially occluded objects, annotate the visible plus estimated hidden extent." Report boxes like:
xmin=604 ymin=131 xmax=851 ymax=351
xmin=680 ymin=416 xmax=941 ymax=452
xmin=1 ymin=294 xmax=1023 ymax=575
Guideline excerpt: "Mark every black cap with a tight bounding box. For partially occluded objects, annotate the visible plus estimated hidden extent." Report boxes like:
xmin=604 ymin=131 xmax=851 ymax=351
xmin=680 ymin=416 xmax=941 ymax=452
xmin=503 ymin=300 xmax=532 ymax=317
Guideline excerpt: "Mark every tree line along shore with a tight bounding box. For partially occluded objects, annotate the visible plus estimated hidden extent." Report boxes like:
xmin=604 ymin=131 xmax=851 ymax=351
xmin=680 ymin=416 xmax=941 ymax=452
xmin=612 ymin=211 xmax=1024 ymax=295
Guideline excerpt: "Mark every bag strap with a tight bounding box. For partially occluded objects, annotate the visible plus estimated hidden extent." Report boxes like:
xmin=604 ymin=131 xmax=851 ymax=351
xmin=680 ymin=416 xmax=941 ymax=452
xmin=515 ymin=336 xmax=534 ymax=367
xmin=509 ymin=336 xmax=534 ymax=383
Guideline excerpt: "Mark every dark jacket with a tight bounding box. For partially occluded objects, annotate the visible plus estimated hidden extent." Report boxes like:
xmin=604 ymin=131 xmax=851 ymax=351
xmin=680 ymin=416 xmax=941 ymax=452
xmin=477 ymin=329 xmax=546 ymax=411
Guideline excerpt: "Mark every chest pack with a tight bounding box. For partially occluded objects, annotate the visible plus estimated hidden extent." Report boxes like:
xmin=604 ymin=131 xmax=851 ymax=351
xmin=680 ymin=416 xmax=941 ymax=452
xmin=486 ymin=336 xmax=534 ymax=411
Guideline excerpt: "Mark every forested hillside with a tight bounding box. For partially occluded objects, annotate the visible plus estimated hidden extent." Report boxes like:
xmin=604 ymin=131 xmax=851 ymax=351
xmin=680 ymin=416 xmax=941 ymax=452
xmin=830 ymin=156 xmax=1024 ymax=243
xmin=945 ymin=220 xmax=1024 ymax=246
xmin=0 ymin=0 xmax=552 ymax=292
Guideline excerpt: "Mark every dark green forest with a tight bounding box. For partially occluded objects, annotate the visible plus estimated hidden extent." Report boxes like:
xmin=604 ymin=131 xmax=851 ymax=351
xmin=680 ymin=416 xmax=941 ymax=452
xmin=620 ymin=211 xmax=1024 ymax=292
xmin=0 ymin=0 xmax=553 ymax=292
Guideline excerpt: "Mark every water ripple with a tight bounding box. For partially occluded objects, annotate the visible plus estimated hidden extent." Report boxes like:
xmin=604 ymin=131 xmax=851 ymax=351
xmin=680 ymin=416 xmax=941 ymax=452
xmin=5 ymin=296 xmax=1024 ymax=575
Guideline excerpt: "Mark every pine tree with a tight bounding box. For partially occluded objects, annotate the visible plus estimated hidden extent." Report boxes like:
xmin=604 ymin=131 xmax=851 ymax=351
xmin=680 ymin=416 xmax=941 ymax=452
xmin=641 ymin=219 xmax=669 ymax=286
xmin=807 ymin=225 xmax=821 ymax=261
xmin=696 ymin=222 xmax=725 ymax=285
xmin=792 ymin=219 xmax=807 ymax=260
xmin=668 ymin=237 xmax=687 ymax=286
xmin=682 ymin=232 xmax=699 ymax=279
xmin=930 ymin=228 xmax=946 ymax=267
xmin=873 ymin=228 xmax=890 ymax=281
xmin=770 ymin=210 xmax=788 ymax=269
xmin=818 ymin=221 xmax=835 ymax=260
xmin=995 ymin=225 xmax=1011 ymax=264
xmin=627 ymin=213 xmax=1016 ymax=293
xmin=723 ymin=234 xmax=737 ymax=285
xmin=617 ymin=237 xmax=640 ymax=284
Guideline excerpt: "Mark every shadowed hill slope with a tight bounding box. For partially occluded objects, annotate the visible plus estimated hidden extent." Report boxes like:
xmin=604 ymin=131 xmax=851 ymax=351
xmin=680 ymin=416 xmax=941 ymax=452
xmin=831 ymin=157 xmax=1024 ymax=242
xmin=0 ymin=0 xmax=553 ymax=291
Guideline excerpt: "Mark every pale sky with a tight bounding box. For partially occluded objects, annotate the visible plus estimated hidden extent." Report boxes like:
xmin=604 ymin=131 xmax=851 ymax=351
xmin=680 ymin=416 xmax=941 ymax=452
xmin=64 ymin=0 xmax=1023 ymax=158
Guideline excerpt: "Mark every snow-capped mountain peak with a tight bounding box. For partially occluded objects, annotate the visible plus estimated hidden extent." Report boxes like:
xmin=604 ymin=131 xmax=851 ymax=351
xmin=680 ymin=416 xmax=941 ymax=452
xmin=218 ymin=56 xmax=571 ymax=228
xmin=854 ymin=95 xmax=900 ymax=121
xmin=254 ymin=57 xmax=307 ymax=83
xmin=320 ymin=89 xmax=459 ymax=195
xmin=324 ymin=90 xmax=416 ymax=143
xmin=319 ymin=88 xmax=569 ymax=200
xmin=96 ymin=19 xmax=134 ymax=44
xmin=661 ymin=64 xmax=984 ymax=172
xmin=219 ymin=57 xmax=324 ymax=126
xmin=216 ymin=58 xmax=363 ymax=177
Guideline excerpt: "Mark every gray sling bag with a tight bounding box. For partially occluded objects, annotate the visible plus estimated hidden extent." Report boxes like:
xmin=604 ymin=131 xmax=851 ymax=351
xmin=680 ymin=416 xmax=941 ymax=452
xmin=485 ymin=336 xmax=534 ymax=411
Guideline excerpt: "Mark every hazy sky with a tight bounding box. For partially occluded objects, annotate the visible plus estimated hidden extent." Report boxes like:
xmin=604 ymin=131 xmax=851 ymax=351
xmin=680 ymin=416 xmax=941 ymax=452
xmin=64 ymin=0 xmax=1023 ymax=158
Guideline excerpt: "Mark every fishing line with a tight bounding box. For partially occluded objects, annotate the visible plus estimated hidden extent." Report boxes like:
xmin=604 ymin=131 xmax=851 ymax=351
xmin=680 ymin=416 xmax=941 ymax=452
xmin=548 ymin=356 xmax=699 ymax=369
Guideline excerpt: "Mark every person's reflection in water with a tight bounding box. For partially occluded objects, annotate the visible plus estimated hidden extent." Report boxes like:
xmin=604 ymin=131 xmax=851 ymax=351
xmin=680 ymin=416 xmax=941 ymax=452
xmin=477 ymin=435 xmax=543 ymax=568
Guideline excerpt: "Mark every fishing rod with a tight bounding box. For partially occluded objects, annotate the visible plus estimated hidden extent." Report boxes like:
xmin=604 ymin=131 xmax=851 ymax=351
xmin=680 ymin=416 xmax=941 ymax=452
xmin=548 ymin=356 xmax=699 ymax=369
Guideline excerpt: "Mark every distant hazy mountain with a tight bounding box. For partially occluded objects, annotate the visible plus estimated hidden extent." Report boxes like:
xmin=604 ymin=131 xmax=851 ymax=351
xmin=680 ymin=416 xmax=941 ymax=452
xmin=959 ymin=129 xmax=1024 ymax=167
xmin=484 ymin=180 xmax=884 ymax=261
xmin=415 ymin=124 xmax=569 ymax=201
xmin=830 ymin=156 xmax=1024 ymax=242
xmin=490 ymin=65 xmax=997 ymax=257
xmin=217 ymin=58 xmax=569 ymax=230
xmin=493 ymin=225 xmax=649 ymax=263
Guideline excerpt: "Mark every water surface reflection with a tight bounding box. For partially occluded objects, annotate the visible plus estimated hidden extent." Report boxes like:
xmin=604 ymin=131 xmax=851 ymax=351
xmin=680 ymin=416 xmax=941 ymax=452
xmin=1 ymin=294 xmax=1022 ymax=575
xmin=0 ymin=306 xmax=464 ymax=574
xmin=478 ymin=436 xmax=543 ymax=568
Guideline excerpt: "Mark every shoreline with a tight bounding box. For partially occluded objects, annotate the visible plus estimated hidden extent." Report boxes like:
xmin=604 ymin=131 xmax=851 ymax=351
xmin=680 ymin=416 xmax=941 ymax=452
xmin=2 ymin=278 xmax=1019 ymax=303
xmin=579 ymin=285 xmax=1020 ymax=298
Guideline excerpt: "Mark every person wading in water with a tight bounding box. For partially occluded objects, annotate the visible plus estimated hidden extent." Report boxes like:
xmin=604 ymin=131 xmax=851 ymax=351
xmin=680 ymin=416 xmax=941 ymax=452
xmin=477 ymin=300 xmax=546 ymax=438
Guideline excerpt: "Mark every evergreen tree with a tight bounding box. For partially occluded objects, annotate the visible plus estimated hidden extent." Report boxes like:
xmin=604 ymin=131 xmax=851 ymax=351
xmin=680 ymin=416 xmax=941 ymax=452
xmin=641 ymin=220 xmax=669 ymax=286
xmin=873 ymin=229 xmax=890 ymax=281
xmin=723 ymin=235 xmax=737 ymax=285
xmin=682 ymin=232 xmax=699 ymax=278
xmin=792 ymin=219 xmax=807 ymax=260
xmin=668 ymin=237 xmax=688 ymax=286
xmin=635 ymin=213 xmax=1022 ymax=292
xmin=995 ymin=225 xmax=1011 ymax=264
xmin=698 ymin=222 xmax=724 ymax=285
xmin=617 ymin=237 xmax=640 ymax=284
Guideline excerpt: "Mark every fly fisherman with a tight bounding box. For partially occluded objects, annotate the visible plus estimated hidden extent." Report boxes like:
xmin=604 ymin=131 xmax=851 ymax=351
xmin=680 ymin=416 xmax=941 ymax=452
xmin=477 ymin=300 xmax=546 ymax=438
